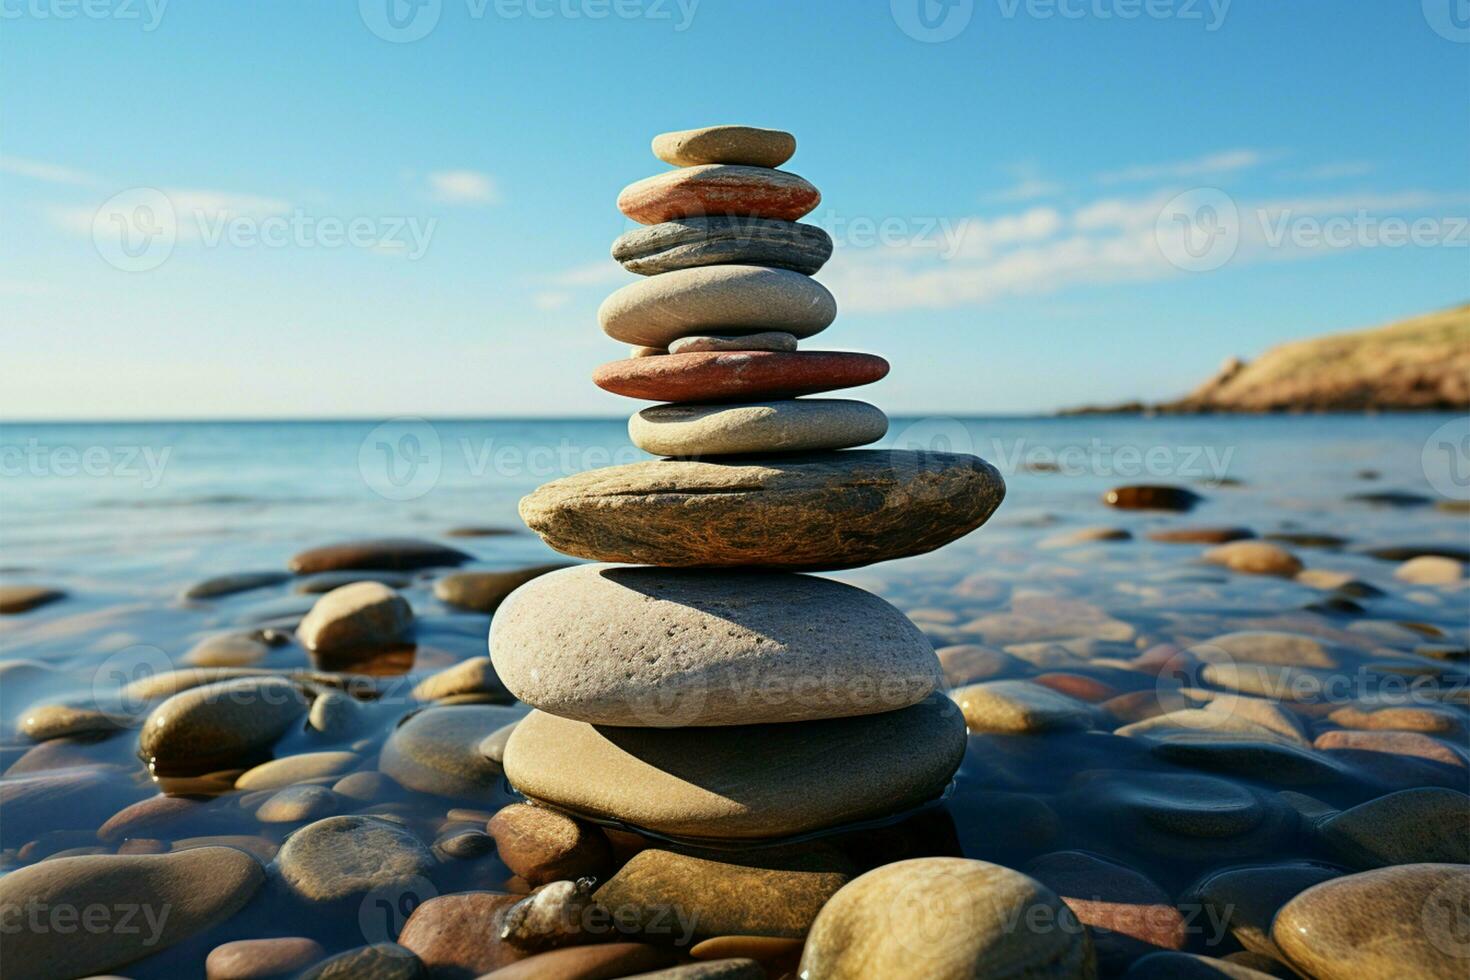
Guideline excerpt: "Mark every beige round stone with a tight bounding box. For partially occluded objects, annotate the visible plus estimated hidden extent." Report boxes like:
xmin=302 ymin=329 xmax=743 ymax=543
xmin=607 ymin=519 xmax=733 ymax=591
xmin=630 ymin=400 xmax=888 ymax=457
xmin=273 ymin=814 xmax=435 ymax=904
xmin=799 ymin=858 xmax=1096 ymax=979
xmin=598 ymin=265 xmax=835 ymax=349
xmin=297 ymin=581 xmax=412 ymax=653
xmin=631 ymin=345 xmax=666 ymax=357
xmin=652 ymin=126 xmax=796 ymax=168
xmin=236 ymin=750 xmax=359 ymax=790
xmin=949 ymin=680 xmax=1095 ymax=734
xmin=207 ymin=937 xmax=325 ymax=980
xmin=668 ymin=331 xmax=798 ymax=355
xmin=503 ymin=695 xmax=966 ymax=840
xmin=139 ymin=676 xmax=309 ymax=774
xmin=1203 ymin=541 xmax=1304 ymax=577
xmin=1395 ymin=555 xmax=1465 ymax=584
xmin=411 ymin=656 xmax=509 ymax=701
xmin=378 ymin=704 xmax=522 ymax=797
xmin=490 ymin=564 xmax=941 ymax=727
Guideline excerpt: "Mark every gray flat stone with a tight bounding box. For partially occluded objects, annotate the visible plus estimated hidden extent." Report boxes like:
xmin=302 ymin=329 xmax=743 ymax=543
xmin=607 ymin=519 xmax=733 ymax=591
xmin=613 ymin=217 xmax=831 ymax=276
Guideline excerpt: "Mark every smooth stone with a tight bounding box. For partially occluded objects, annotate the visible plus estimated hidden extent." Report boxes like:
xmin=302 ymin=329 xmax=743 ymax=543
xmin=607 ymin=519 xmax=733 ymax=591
xmin=1199 ymin=662 xmax=1316 ymax=700
xmin=288 ymin=538 xmax=470 ymax=574
xmin=1191 ymin=630 xmax=1341 ymax=668
xmin=630 ymin=400 xmax=888 ymax=457
xmin=1315 ymin=729 xmax=1467 ymax=767
xmin=308 ymin=690 xmax=367 ymax=736
xmin=623 ymin=961 xmax=764 ymax=979
xmin=122 ymin=666 xmax=276 ymax=702
xmin=492 ymin=564 xmax=939 ymax=726
xmin=595 ymin=350 xmax=885 ymax=403
xmin=631 ymin=345 xmax=665 ymax=357
xmin=1328 ymin=702 xmax=1467 ymax=737
xmin=618 ymin=165 xmax=819 ymax=225
xmin=689 ymin=936 xmax=803 ymax=970
xmin=1272 ymin=864 xmax=1469 ymax=980
xmin=500 ymin=879 xmax=598 ymax=950
xmin=520 ymin=450 xmax=1005 ymax=570
xmin=1396 ymin=555 xmax=1465 ymax=584
xmin=378 ymin=705 xmax=521 ymax=797
xmin=0 ymin=847 xmax=264 ymax=980
xmin=434 ymin=828 xmax=495 ymax=860
xmin=431 ymin=565 xmax=567 ymax=613
xmin=1296 ymin=569 xmax=1384 ymax=594
xmin=1124 ymin=952 xmax=1281 ymax=979
xmin=503 ymin=695 xmax=966 ymax=840
xmin=1145 ymin=735 xmax=1345 ymax=785
xmin=1147 ymin=527 xmax=1254 ymax=544
xmin=412 ymin=657 xmax=510 ymax=702
xmin=0 ymin=585 xmax=64 ymax=614
xmin=593 ymin=848 xmax=851 ymax=940
xmin=332 ymin=770 xmax=401 ymax=803
xmin=207 ymin=937 xmax=325 ymax=979
xmin=1181 ymin=862 xmax=1343 ymax=959
xmin=949 ymin=680 xmax=1094 ymax=734
xmin=256 ymin=784 xmax=339 ymax=823
xmin=1203 ymin=542 xmax=1304 ymax=577
xmin=1070 ymin=771 xmax=1296 ymax=859
xmin=1117 ymin=696 xmax=1308 ymax=744
xmin=140 ymin=676 xmax=308 ymax=774
xmin=480 ymin=943 xmax=678 ymax=979
xmin=236 ymin=751 xmax=359 ymax=790
xmin=1 ymin=770 xmax=148 ymax=849
xmin=1316 ymin=787 xmax=1470 ymax=867
xmin=799 ymin=857 xmax=1095 ymax=979
xmin=1102 ymin=485 xmax=1201 ymax=511
xmin=18 ymin=703 xmax=127 ymax=741
xmin=669 ymin=331 xmax=799 ymax=354
xmin=185 ymin=633 xmax=272 ymax=667
xmin=297 ymin=582 xmax=412 ymax=654
xmin=652 ymin=125 xmax=795 ymax=168
xmin=487 ymin=803 xmax=612 ymax=886
xmin=1361 ymin=542 xmax=1470 ymax=561
xmin=1025 ymin=851 xmax=1184 ymax=970
xmin=273 ymin=814 xmax=435 ymax=903
xmin=1040 ymin=526 xmax=1132 ymax=548
xmin=397 ymin=892 xmax=525 ymax=976
xmin=599 ymin=266 xmax=835 ymax=349
xmin=478 ymin=721 xmax=519 ymax=767
xmin=293 ymin=571 xmax=412 ymax=594
xmin=184 ymin=571 xmax=290 ymax=600
xmin=614 ymin=217 xmax=830 ymax=276
xmin=297 ymin=943 xmax=425 ymax=980
xmin=98 ymin=794 xmax=234 ymax=843
xmin=936 ymin=644 xmax=1022 ymax=687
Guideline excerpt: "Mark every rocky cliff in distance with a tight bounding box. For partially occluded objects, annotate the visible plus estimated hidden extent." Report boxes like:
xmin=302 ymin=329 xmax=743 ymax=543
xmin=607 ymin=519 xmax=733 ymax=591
xmin=1064 ymin=303 xmax=1470 ymax=414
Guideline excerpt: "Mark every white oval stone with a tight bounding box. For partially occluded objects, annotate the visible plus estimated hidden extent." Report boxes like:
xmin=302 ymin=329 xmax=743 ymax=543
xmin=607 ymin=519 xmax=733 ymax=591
xmin=629 ymin=400 xmax=888 ymax=457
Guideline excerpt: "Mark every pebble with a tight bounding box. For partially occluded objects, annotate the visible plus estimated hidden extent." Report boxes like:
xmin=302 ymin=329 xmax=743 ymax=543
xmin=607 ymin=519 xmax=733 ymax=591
xmin=411 ymin=657 xmax=510 ymax=704
xmin=627 ymin=961 xmax=764 ymax=979
xmin=493 ymin=564 xmax=939 ymax=726
xmin=1147 ymin=735 xmax=1346 ymax=786
xmin=1314 ymin=729 xmax=1467 ymax=768
xmin=480 ymin=943 xmax=678 ymax=979
xmin=206 ymin=937 xmax=325 ymax=979
xmin=1102 ymin=485 xmax=1201 ymax=511
xmin=332 ymin=770 xmax=401 ymax=802
xmin=799 ymin=857 xmax=1095 ymax=979
xmin=618 ymin=165 xmax=820 ymax=224
xmin=1328 ymin=702 xmax=1466 ymax=738
xmin=308 ymin=689 xmax=367 ymax=737
xmin=503 ymin=695 xmax=966 ymax=840
xmin=0 ymin=847 xmax=264 ymax=980
xmin=1203 ymin=541 xmax=1304 ymax=577
xmin=297 ymin=582 xmax=412 ymax=654
xmin=433 ymin=827 xmax=495 ymax=860
xmin=1361 ymin=542 xmax=1470 ymax=562
xmin=288 ymin=538 xmax=470 ymax=574
xmin=256 ymin=784 xmax=339 ymax=823
xmin=690 ymin=937 xmax=803 ymax=974
xmin=593 ymin=847 xmax=852 ymax=940
xmin=520 ymin=450 xmax=1005 ymax=570
xmin=293 ymin=571 xmax=412 ymax=594
xmin=236 ymin=750 xmax=359 ymax=789
xmin=378 ymin=704 xmax=522 ymax=797
xmin=1180 ymin=862 xmax=1342 ymax=959
xmin=1025 ymin=850 xmax=1184 ymax=970
xmin=1315 ymin=787 xmax=1470 ymax=867
xmin=0 ymin=585 xmax=64 ymax=614
xmin=631 ymin=345 xmax=665 ymax=357
xmin=478 ymin=720 xmax=519 ymax=767
xmin=296 ymin=943 xmax=425 ymax=980
xmin=949 ymin=680 xmax=1094 ymax=734
xmin=1147 ymin=527 xmax=1254 ymax=544
xmin=1395 ymin=555 xmax=1465 ymax=584
xmin=431 ymin=565 xmax=567 ymax=613
xmin=18 ymin=703 xmax=127 ymax=741
xmin=183 ymin=571 xmax=290 ymax=600
xmin=500 ymin=879 xmax=599 ymax=950
xmin=1040 ymin=526 xmax=1132 ymax=548
xmin=98 ymin=793 xmax=234 ymax=843
xmin=629 ymin=400 xmax=888 ymax=457
xmin=936 ymin=644 xmax=1022 ymax=686
xmin=615 ymin=217 xmax=831 ymax=276
xmin=487 ymin=803 xmax=612 ymax=886
xmin=273 ymin=814 xmax=435 ymax=903
xmin=139 ymin=676 xmax=309 ymax=774
xmin=1192 ymin=630 xmax=1340 ymax=668
xmin=1272 ymin=863 xmax=1469 ymax=980
xmin=595 ymin=350 xmax=886 ymax=404
xmin=598 ymin=265 xmax=836 ymax=349
xmin=652 ymin=125 xmax=796 ymax=167
xmin=397 ymin=892 xmax=526 ymax=976
xmin=185 ymin=633 xmax=272 ymax=667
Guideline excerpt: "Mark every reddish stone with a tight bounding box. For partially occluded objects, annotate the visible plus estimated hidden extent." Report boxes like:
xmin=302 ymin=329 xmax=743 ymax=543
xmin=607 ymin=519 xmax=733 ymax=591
xmin=1032 ymin=672 xmax=1121 ymax=703
xmin=486 ymin=803 xmax=613 ymax=887
xmin=618 ymin=165 xmax=820 ymax=224
xmin=1025 ymin=850 xmax=1185 ymax=971
xmin=593 ymin=351 xmax=889 ymax=403
xmin=397 ymin=892 xmax=527 ymax=978
xmin=1147 ymin=527 xmax=1256 ymax=544
xmin=1315 ymin=729 xmax=1467 ymax=768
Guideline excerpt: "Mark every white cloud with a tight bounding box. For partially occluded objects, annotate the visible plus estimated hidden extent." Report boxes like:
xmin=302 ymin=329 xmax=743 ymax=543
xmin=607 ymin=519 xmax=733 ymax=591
xmin=1298 ymin=161 xmax=1376 ymax=180
xmin=982 ymin=165 xmax=1064 ymax=204
xmin=428 ymin=170 xmax=499 ymax=205
xmin=1098 ymin=149 xmax=1266 ymax=185
xmin=50 ymin=188 xmax=291 ymax=241
xmin=0 ymin=155 xmax=99 ymax=186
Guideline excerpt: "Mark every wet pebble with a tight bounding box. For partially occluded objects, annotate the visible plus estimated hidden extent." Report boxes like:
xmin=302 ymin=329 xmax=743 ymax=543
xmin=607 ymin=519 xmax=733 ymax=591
xmin=1395 ymin=555 xmax=1465 ymax=584
xmin=206 ymin=937 xmax=326 ymax=979
xmin=256 ymin=784 xmax=339 ymax=823
xmin=296 ymin=943 xmax=425 ymax=979
xmin=1180 ymin=861 xmax=1342 ymax=960
xmin=950 ymin=680 xmax=1095 ymax=734
xmin=0 ymin=585 xmax=64 ymax=614
xmin=412 ymin=656 xmax=510 ymax=703
xmin=379 ymin=704 xmax=522 ymax=797
xmin=487 ymin=803 xmax=612 ymax=887
xmin=432 ymin=564 xmax=567 ymax=613
xmin=288 ymin=538 xmax=470 ymax=574
xmin=1314 ymin=787 xmax=1470 ymax=868
xmin=236 ymin=750 xmax=358 ymax=790
xmin=1103 ymin=485 xmax=1201 ymax=511
xmin=293 ymin=570 xmax=412 ymax=594
xmin=183 ymin=571 xmax=290 ymax=600
xmin=1025 ymin=850 xmax=1184 ymax=971
xmin=1203 ymin=541 xmax=1304 ymax=577
xmin=140 ymin=676 xmax=308 ymax=774
xmin=185 ymin=633 xmax=272 ymax=667
xmin=297 ymin=582 xmax=412 ymax=654
xmin=397 ymin=891 xmax=526 ymax=976
xmin=273 ymin=814 xmax=435 ymax=904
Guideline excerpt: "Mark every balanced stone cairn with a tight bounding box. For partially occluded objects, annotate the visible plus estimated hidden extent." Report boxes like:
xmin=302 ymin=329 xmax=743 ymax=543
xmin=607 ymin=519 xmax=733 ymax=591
xmin=493 ymin=125 xmax=1008 ymax=843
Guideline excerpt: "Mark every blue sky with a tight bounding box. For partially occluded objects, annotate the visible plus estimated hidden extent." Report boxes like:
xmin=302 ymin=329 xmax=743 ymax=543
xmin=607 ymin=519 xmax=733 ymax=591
xmin=2 ymin=0 xmax=1466 ymax=419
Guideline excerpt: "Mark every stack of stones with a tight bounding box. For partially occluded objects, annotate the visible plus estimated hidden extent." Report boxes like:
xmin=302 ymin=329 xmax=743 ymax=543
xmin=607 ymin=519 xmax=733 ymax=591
xmin=492 ymin=125 xmax=1008 ymax=844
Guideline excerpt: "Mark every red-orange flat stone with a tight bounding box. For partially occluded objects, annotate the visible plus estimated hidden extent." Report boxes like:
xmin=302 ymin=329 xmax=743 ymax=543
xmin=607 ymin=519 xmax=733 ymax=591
xmin=617 ymin=165 xmax=821 ymax=224
xmin=592 ymin=351 xmax=889 ymax=402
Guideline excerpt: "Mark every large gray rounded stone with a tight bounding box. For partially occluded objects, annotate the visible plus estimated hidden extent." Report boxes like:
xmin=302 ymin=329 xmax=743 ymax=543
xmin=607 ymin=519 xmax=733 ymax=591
xmin=273 ymin=814 xmax=435 ymax=904
xmin=502 ymin=694 xmax=966 ymax=840
xmin=490 ymin=564 xmax=941 ymax=727
xmin=629 ymin=400 xmax=888 ymax=457
xmin=598 ymin=265 xmax=835 ymax=349
xmin=379 ymin=704 xmax=523 ymax=797
xmin=613 ymin=217 xmax=832 ymax=276
xmin=519 ymin=450 xmax=1005 ymax=570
